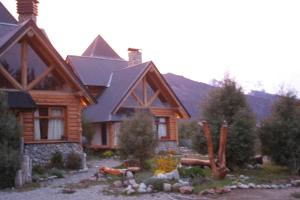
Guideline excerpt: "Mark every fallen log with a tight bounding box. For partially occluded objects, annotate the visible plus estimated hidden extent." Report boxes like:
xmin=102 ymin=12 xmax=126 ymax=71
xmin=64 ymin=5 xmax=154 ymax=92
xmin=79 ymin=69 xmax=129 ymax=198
xmin=180 ymin=158 xmax=211 ymax=167
xmin=99 ymin=166 xmax=125 ymax=176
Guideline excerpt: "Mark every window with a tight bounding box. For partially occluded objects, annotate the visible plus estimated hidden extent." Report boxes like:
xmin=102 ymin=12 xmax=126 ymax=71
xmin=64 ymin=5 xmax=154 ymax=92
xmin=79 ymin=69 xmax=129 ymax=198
xmin=155 ymin=117 xmax=168 ymax=139
xmin=34 ymin=106 xmax=65 ymax=140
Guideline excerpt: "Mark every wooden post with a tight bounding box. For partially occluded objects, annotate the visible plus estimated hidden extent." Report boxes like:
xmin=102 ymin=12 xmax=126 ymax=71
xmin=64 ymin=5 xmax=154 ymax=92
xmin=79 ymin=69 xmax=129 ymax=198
xmin=21 ymin=41 xmax=28 ymax=89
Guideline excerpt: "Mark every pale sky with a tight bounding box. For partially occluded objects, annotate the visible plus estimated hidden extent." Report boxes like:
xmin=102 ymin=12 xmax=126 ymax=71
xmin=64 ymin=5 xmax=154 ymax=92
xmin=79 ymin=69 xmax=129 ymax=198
xmin=2 ymin=0 xmax=300 ymax=94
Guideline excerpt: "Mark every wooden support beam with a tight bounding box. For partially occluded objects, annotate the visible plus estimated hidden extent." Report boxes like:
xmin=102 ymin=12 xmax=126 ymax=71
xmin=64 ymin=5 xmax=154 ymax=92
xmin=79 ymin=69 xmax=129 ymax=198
xmin=26 ymin=65 xmax=55 ymax=90
xmin=143 ymin=78 xmax=147 ymax=105
xmin=147 ymin=90 xmax=160 ymax=106
xmin=21 ymin=41 xmax=28 ymax=89
xmin=0 ymin=63 xmax=22 ymax=90
xmin=131 ymin=91 xmax=144 ymax=106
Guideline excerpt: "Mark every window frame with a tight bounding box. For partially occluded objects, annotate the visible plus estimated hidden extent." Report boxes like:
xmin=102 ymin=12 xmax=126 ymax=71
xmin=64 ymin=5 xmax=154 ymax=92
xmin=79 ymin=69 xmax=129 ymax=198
xmin=33 ymin=105 xmax=67 ymax=141
xmin=155 ymin=117 xmax=169 ymax=140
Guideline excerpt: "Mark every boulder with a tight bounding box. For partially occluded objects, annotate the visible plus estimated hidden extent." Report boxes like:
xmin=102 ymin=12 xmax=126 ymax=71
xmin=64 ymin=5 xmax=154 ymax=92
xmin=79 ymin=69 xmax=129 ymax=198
xmin=163 ymin=183 xmax=172 ymax=192
xmin=137 ymin=183 xmax=147 ymax=193
xmin=179 ymin=186 xmax=193 ymax=194
xmin=172 ymin=183 xmax=181 ymax=192
xmin=146 ymin=185 xmax=153 ymax=193
xmin=291 ymin=180 xmax=300 ymax=187
xmin=125 ymin=171 xmax=134 ymax=179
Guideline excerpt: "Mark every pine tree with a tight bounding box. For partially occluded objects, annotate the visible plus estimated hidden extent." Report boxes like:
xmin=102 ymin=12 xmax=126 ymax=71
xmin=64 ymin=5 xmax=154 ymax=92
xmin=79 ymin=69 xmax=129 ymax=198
xmin=193 ymin=77 xmax=256 ymax=169
xmin=0 ymin=92 xmax=21 ymax=188
xmin=258 ymin=92 xmax=300 ymax=174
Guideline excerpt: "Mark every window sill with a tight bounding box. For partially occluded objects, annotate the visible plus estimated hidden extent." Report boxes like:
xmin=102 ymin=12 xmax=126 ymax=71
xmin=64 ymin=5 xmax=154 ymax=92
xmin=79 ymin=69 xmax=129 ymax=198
xmin=25 ymin=140 xmax=77 ymax=144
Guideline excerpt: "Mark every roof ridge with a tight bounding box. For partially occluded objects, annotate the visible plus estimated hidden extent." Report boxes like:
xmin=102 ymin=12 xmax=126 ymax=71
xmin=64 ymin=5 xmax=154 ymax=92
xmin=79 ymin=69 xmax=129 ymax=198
xmin=68 ymin=55 xmax=127 ymax=62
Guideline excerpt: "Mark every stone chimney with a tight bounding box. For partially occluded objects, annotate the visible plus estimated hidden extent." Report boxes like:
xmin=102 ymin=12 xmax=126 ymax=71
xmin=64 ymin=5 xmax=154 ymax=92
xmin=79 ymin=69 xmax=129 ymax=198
xmin=17 ymin=0 xmax=39 ymax=23
xmin=128 ymin=48 xmax=142 ymax=67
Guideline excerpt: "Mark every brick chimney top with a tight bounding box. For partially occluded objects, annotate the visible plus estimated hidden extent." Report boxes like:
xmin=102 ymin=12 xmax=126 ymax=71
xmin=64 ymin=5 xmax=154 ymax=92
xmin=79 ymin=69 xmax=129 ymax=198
xmin=128 ymin=48 xmax=142 ymax=67
xmin=17 ymin=0 xmax=39 ymax=23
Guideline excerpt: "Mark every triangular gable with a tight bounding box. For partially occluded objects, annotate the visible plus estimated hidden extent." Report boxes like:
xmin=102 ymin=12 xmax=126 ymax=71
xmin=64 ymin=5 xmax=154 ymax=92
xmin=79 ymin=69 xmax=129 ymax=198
xmin=113 ymin=62 xmax=190 ymax=118
xmin=0 ymin=20 xmax=95 ymax=104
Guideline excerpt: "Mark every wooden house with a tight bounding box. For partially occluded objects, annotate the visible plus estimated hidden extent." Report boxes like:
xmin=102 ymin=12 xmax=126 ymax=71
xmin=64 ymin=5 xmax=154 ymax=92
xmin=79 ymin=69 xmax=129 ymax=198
xmin=0 ymin=1 xmax=94 ymax=165
xmin=67 ymin=35 xmax=190 ymax=151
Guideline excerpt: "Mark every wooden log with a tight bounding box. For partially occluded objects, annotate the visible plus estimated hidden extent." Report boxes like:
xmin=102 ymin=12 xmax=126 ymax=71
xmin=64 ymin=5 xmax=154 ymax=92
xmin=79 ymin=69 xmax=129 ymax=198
xmin=180 ymin=158 xmax=211 ymax=167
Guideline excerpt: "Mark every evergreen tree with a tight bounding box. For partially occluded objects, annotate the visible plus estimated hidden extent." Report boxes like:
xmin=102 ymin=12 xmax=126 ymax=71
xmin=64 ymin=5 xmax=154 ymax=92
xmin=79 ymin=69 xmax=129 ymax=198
xmin=193 ymin=77 xmax=256 ymax=168
xmin=0 ymin=92 xmax=21 ymax=188
xmin=258 ymin=92 xmax=300 ymax=174
xmin=118 ymin=111 xmax=158 ymax=168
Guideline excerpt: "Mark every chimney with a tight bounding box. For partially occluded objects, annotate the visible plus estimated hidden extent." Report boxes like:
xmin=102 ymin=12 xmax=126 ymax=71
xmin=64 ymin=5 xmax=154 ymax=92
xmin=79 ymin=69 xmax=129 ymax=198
xmin=17 ymin=0 xmax=39 ymax=23
xmin=128 ymin=48 xmax=142 ymax=67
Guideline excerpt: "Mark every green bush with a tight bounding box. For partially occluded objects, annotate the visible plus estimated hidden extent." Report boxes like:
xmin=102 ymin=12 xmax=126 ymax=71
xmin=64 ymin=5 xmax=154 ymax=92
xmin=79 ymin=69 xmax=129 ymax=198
xmin=178 ymin=166 xmax=205 ymax=179
xmin=193 ymin=77 xmax=256 ymax=169
xmin=66 ymin=152 xmax=81 ymax=170
xmin=118 ymin=111 xmax=158 ymax=168
xmin=50 ymin=151 xmax=64 ymax=169
xmin=0 ymin=92 xmax=21 ymax=188
xmin=49 ymin=168 xmax=64 ymax=178
xmin=179 ymin=121 xmax=200 ymax=148
xmin=144 ymin=178 xmax=171 ymax=191
xmin=32 ymin=165 xmax=47 ymax=175
xmin=102 ymin=150 xmax=113 ymax=158
xmin=258 ymin=92 xmax=300 ymax=174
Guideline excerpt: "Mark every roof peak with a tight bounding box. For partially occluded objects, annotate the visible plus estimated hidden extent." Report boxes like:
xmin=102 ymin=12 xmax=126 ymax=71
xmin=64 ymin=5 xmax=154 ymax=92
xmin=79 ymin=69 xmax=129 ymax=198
xmin=82 ymin=35 xmax=124 ymax=60
xmin=0 ymin=2 xmax=18 ymax=24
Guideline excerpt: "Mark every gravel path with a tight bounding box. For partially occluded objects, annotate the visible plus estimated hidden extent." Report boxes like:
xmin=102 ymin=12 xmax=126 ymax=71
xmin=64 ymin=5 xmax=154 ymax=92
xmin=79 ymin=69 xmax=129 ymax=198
xmin=1 ymin=159 xmax=299 ymax=200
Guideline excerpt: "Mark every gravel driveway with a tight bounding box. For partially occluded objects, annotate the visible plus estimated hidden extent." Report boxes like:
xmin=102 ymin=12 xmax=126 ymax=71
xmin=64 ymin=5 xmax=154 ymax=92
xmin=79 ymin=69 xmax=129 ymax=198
xmin=0 ymin=159 xmax=299 ymax=200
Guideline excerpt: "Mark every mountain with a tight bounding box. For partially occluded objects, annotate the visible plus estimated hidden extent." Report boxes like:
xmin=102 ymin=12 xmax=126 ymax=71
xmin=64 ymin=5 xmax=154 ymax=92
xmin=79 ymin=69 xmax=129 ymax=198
xmin=163 ymin=73 xmax=277 ymax=122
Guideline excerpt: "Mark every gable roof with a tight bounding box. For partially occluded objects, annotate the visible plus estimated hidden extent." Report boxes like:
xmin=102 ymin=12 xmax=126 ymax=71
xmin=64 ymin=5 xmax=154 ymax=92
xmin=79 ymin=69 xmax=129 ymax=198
xmin=67 ymin=55 xmax=127 ymax=86
xmin=0 ymin=20 xmax=95 ymax=104
xmin=84 ymin=62 xmax=151 ymax=122
xmin=82 ymin=35 xmax=124 ymax=60
xmin=0 ymin=2 xmax=18 ymax=24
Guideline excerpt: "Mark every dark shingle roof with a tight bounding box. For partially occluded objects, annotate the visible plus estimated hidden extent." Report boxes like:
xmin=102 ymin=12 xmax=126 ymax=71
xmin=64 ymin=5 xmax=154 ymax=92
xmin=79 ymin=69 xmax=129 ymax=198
xmin=82 ymin=35 xmax=124 ymax=60
xmin=0 ymin=2 xmax=18 ymax=24
xmin=67 ymin=55 xmax=128 ymax=86
xmin=5 ymin=91 xmax=36 ymax=109
xmin=84 ymin=62 xmax=151 ymax=122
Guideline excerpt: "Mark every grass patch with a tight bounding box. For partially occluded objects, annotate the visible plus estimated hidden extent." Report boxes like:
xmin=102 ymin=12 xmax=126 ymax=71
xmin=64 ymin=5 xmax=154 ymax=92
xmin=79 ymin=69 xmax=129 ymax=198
xmin=292 ymin=192 xmax=300 ymax=199
xmin=193 ymin=178 xmax=233 ymax=193
xmin=232 ymin=162 xmax=292 ymax=184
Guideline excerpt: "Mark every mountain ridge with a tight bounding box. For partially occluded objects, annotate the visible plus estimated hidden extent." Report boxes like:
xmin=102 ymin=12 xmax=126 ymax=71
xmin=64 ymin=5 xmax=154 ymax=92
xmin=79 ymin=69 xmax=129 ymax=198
xmin=163 ymin=73 xmax=277 ymax=121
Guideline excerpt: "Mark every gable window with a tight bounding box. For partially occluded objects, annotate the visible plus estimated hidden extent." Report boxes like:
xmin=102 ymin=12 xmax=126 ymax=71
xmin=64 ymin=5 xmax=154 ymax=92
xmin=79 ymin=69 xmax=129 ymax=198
xmin=34 ymin=106 xmax=65 ymax=140
xmin=155 ymin=117 xmax=168 ymax=139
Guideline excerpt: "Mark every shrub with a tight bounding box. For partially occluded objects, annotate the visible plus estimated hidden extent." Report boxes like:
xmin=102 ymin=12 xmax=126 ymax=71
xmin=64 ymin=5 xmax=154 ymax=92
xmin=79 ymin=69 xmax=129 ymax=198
xmin=118 ymin=111 xmax=158 ymax=168
xmin=144 ymin=178 xmax=171 ymax=191
xmin=258 ymin=92 xmax=300 ymax=174
xmin=32 ymin=165 xmax=46 ymax=175
xmin=49 ymin=168 xmax=64 ymax=178
xmin=193 ymin=77 xmax=256 ymax=169
xmin=154 ymin=155 xmax=178 ymax=174
xmin=179 ymin=121 xmax=200 ymax=148
xmin=66 ymin=152 xmax=81 ymax=170
xmin=0 ymin=92 xmax=21 ymax=188
xmin=82 ymin=117 xmax=94 ymax=146
xmin=178 ymin=166 xmax=204 ymax=179
xmin=102 ymin=150 xmax=113 ymax=158
xmin=50 ymin=151 xmax=64 ymax=169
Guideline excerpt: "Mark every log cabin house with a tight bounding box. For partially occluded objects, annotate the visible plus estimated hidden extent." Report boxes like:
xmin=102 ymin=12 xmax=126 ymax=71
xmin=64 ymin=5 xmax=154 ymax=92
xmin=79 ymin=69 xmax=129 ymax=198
xmin=0 ymin=1 xmax=94 ymax=165
xmin=67 ymin=35 xmax=190 ymax=151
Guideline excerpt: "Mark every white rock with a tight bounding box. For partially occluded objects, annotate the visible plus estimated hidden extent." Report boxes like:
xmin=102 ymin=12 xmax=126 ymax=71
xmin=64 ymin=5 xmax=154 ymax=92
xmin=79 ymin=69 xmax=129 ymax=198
xmin=291 ymin=180 xmax=300 ymax=187
xmin=139 ymin=183 xmax=147 ymax=189
xmin=179 ymin=179 xmax=189 ymax=186
xmin=271 ymin=184 xmax=278 ymax=189
xmin=128 ymin=179 xmax=137 ymax=185
xmin=146 ymin=185 xmax=153 ymax=193
xmin=229 ymin=185 xmax=237 ymax=189
xmin=248 ymin=183 xmax=256 ymax=188
xmin=126 ymin=171 xmax=134 ymax=179
xmin=237 ymin=183 xmax=249 ymax=189
xmin=126 ymin=188 xmax=135 ymax=195
xmin=113 ymin=180 xmax=123 ymax=188
xmin=163 ymin=183 xmax=172 ymax=192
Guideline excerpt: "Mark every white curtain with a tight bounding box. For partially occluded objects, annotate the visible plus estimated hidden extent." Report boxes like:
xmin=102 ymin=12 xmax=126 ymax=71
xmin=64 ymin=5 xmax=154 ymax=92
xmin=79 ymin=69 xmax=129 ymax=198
xmin=158 ymin=118 xmax=167 ymax=138
xmin=48 ymin=109 xmax=64 ymax=140
xmin=114 ymin=123 xmax=121 ymax=145
xmin=34 ymin=110 xmax=41 ymax=140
